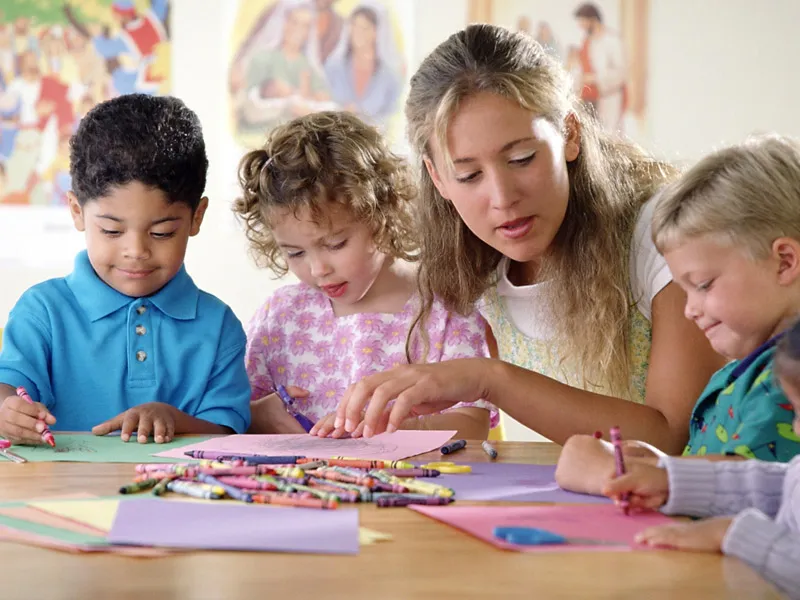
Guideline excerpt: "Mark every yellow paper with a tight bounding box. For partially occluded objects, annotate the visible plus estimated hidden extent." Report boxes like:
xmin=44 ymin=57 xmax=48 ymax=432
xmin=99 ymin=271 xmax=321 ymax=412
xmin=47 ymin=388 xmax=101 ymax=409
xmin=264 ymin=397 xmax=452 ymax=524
xmin=28 ymin=499 xmax=121 ymax=532
xmin=359 ymin=527 xmax=393 ymax=545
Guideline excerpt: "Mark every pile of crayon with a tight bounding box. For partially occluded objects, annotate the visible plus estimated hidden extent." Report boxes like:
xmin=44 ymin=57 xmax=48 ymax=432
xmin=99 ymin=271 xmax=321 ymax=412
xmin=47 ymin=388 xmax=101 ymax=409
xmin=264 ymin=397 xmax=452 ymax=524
xmin=121 ymin=452 xmax=456 ymax=510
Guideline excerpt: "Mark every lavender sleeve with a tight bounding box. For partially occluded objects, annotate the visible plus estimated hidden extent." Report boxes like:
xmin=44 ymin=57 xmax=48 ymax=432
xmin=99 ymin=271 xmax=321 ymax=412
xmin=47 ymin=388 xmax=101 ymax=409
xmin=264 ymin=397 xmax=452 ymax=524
xmin=659 ymin=457 xmax=787 ymax=518
xmin=722 ymin=508 xmax=800 ymax=599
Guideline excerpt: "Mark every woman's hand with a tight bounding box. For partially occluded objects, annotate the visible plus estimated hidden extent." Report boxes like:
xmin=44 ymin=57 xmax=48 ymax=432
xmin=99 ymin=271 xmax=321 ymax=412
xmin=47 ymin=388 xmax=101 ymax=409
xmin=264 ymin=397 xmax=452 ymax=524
xmin=335 ymin=358 xmax=492 ymax=437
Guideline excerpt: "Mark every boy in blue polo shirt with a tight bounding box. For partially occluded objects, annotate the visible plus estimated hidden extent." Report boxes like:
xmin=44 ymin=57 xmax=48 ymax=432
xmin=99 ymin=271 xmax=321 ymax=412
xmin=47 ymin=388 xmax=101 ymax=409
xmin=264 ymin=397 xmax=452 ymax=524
xmin=0 ymin=94 xmax=251 ymax=444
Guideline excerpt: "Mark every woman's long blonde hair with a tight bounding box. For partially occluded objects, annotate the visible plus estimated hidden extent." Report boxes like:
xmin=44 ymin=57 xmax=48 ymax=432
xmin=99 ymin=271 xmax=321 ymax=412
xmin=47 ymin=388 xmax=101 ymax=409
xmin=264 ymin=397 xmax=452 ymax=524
xmin=405 ymin=24 xmax=677 ymax=397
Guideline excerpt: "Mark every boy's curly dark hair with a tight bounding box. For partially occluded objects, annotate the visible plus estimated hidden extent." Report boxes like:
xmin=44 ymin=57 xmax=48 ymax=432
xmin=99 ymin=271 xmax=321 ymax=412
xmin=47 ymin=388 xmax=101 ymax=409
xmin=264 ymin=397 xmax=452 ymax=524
xmin=233 ymin=111 xmax=418 ymax=276
xmin=69 ymin=94 xmax=208 ymax=210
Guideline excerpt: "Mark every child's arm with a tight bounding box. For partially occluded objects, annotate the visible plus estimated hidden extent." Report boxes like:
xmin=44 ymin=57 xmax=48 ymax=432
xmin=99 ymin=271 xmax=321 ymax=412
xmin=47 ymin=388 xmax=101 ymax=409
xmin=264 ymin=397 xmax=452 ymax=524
xmin=0 ymin=294 xmax=57 ymax=443
xmin=186 ymin=309 xmax=252 ymax=434
xmin=555 ymin=434 xmax=663 ymax=495
xmin=722 ymin=507 xmax=800 ymax=597
xmin=659 ymin=456 xmax=788 ymax=519
xmin=402 ymin=406 xmax=489 ymax=440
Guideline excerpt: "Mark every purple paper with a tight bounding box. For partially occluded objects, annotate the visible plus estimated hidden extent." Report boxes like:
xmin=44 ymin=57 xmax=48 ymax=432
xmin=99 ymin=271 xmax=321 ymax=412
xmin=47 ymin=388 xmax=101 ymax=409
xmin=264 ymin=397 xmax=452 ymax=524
xmin=420 ymin=463 xmax=612 ymax=503
xmin=108 ymin=499 xmax=359 ymax=554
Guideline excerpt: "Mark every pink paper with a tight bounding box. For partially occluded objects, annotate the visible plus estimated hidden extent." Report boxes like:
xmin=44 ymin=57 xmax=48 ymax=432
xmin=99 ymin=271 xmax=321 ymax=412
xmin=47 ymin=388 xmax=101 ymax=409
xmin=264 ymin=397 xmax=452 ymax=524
xmin=153 ymin=430 xmax=457 ymax=461
xmin=409 ymin=504 xmax=675 ymax=552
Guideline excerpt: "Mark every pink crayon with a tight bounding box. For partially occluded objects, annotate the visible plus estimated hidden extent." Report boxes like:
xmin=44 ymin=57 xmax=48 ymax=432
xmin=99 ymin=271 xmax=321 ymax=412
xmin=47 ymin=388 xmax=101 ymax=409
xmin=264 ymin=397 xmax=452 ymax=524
xmin=16 ymin=386 xmax=55 ymax=447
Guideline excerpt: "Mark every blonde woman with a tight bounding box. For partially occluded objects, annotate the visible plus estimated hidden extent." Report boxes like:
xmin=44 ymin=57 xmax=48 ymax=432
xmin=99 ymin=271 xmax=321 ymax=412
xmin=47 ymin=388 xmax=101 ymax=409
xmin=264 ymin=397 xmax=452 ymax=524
xmin=333 ymin=24 xmax=724 ymax=452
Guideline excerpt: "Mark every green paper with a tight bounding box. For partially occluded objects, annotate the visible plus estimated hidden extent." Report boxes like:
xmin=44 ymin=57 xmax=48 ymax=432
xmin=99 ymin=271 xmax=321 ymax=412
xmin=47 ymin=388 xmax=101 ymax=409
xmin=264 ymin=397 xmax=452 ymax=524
xmin=0 ymin=512 xmax=108 ymax=547
xmin=8 ymin=434 xmax=212 ymax=463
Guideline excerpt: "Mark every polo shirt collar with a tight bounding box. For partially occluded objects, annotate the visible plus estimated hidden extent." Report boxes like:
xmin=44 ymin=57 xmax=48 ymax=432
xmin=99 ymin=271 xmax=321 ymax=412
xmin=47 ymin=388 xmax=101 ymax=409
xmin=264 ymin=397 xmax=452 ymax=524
xmin=66 ymin=250 xmax=199 ymax=322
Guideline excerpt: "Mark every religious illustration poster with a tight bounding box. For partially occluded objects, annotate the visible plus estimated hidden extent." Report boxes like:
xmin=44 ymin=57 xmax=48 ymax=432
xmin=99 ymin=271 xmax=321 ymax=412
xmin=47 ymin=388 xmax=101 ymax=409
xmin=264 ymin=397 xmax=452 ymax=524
xmin=229 ymin=0 xmax=409 ymax=148
xmin=0 ymin=0 xmax=171 ymax=267
xmin=472 ymin=0 xmax=650 ymax=143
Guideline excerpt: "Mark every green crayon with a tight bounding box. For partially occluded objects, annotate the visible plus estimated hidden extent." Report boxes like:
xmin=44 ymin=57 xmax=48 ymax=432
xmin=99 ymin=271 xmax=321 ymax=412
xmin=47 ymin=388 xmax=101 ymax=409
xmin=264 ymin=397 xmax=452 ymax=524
xmin=119 ymin=478 xmax=158 ymax=494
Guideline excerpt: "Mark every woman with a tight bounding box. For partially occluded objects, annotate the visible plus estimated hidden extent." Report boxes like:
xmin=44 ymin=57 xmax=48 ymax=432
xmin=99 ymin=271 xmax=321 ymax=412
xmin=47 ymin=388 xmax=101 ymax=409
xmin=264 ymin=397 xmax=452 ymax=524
xmin=324 ymin=3 xmax=401 ymax=126
xmin=327 ymin=24 xmax=724 ymax=453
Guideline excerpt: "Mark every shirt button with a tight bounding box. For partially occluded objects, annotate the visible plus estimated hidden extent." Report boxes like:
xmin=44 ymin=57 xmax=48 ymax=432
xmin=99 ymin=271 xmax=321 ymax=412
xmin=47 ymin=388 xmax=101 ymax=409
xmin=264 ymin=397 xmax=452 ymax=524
xmin=136 ymin=306 xmax=147 ymax=315
xmin=136 ymin=351 xmax=147 ymax=362
xmin=135 ymin=325 xmax=147 ymax=336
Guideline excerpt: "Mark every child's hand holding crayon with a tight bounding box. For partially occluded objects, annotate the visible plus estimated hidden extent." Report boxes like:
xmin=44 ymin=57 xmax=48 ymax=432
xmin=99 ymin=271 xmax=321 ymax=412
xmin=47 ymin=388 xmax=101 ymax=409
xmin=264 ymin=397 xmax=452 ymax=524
xmin=248 ymin=387 xmax=309 ymax=434
xmin=0 ymin=388 xmax=57 ymax=445
xmin=602 ymin=462 xmax=670 ymax=512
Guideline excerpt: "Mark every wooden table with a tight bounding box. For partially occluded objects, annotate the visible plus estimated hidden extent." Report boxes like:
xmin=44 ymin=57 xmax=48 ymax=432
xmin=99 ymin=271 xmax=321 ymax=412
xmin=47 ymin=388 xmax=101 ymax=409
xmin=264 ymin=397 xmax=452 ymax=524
xmin=0 ymin=441 xmax=780 ymax=599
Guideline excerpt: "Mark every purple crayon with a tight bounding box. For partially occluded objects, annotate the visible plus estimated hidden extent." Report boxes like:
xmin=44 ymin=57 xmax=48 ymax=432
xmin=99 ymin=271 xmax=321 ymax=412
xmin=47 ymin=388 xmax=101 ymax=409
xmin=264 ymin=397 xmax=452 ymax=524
xmin=376 ymin=495 xmax=454 ymax=507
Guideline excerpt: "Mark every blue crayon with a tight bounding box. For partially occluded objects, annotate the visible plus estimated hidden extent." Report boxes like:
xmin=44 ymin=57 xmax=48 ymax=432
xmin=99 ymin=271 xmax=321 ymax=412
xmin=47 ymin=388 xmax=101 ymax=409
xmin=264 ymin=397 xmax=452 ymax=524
xmin=440 ymin=439 xmax=467 ymax=455
xmin=196 ymin=473 xmax=253 ymax=503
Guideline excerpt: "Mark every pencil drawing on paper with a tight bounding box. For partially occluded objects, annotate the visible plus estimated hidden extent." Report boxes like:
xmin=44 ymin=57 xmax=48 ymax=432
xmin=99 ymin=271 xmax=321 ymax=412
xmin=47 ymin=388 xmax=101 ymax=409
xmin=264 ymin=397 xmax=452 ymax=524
xmin=215 ymin=434 xmax=400 ymax=456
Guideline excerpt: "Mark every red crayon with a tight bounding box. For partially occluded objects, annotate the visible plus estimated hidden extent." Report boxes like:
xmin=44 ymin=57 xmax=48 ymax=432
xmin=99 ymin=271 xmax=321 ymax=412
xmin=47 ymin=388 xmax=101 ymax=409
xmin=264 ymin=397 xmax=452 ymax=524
xmin=16 ymin=386 xmax=55 ymax=447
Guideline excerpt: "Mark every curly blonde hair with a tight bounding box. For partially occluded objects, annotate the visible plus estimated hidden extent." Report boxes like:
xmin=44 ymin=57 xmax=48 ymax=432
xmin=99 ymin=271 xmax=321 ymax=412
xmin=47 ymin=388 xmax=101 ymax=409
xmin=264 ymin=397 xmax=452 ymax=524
xmin=405 ymin=24 xmax=678 ymax=397
xmin=233 ymin=111 xmax=418 ymax=276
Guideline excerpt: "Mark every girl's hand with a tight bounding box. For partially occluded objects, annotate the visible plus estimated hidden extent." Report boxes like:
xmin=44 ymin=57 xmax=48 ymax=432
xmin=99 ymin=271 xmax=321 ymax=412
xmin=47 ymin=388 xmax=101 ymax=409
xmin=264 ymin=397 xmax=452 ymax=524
xmin=602 ymin=462 xmax=670 ymax=512
xmin=334 ymin=358 xmax=490 ymax=438
xmin=0 ymin=393 xmax=57 ymax=445
xmin=249 ymin=387 xmax=309 ymax=434
xmin=635 ymin=517 xmax=733 ymax=553
xmin=92 ymin=402 xmax=177 ymax=443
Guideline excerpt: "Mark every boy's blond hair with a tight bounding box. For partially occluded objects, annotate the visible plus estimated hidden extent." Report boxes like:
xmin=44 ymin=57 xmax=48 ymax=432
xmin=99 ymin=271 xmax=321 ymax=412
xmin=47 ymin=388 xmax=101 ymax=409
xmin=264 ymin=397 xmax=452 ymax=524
xmin=653 ymin=134 xmax=800 ymax=257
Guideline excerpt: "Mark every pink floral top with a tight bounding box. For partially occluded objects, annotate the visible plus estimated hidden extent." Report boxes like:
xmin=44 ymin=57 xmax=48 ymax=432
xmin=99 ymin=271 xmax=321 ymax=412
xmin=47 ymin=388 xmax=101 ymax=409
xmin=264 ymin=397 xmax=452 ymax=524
xmin=245 ymin=282 xmax=499 ymax=428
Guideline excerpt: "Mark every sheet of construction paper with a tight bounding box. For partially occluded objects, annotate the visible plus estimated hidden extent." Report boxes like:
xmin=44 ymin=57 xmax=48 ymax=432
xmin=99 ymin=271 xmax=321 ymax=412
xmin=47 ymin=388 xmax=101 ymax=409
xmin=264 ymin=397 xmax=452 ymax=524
xmin=29 ymin=498 xmax=121 ymax=532
xmin=0 ymin=494 xmax=173 ymax=557
xmin=108 ymin=498 xmax=360 ymax=554
xmin=154 ymin=430 xmax=457 ymax=461
xmin=423 ymin=463 xmax=611 ymax=503
xmin=9 ymin=434 xmax=212 ymax=463
xmin=29 ymin=496 xmax=389 ymax=546
xmin=409 ymin=504 xmax=674 ymax=552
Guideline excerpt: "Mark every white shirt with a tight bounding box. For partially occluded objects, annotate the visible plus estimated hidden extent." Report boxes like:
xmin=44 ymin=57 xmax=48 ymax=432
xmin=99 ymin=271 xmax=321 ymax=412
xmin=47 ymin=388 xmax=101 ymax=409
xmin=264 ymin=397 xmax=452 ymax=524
xmin=495 ymin=194 xmax=672 ymax=337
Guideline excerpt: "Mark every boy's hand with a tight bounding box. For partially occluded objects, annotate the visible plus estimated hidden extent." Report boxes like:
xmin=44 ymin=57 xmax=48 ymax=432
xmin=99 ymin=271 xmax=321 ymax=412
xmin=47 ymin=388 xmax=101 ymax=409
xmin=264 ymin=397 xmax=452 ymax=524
xmin=248 ymin=387 xmax=308 ymax=434
xmin=602 ymin=462 xmax=670 ymax=512
xmin=92 ymin=402 xmax=177 ymax=443
xmin=0 ymin=393 xmax=56 ymax=445
xmin=635 ymin=517 xmax=733 ymax=552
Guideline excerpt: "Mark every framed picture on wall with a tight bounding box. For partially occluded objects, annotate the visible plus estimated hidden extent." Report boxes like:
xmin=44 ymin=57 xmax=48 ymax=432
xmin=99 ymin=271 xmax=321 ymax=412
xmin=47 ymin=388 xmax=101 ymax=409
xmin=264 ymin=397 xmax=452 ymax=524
xmin=469 ymin=0 xmax=650 ymax=143
xmin=228 ymin=0 xmax=409 ymax=148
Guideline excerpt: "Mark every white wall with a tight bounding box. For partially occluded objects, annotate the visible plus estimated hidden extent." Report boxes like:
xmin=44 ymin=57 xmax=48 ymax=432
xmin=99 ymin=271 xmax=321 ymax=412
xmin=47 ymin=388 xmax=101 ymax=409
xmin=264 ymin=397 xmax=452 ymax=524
xmin=1 ymin=0 xmax=798 ymax=440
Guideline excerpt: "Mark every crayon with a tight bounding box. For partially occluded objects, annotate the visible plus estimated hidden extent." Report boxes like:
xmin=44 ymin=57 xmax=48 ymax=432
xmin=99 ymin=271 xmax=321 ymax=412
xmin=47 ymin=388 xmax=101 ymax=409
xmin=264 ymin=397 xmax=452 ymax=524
xmin=481 ymin=441 xmax=498 ymax=460
xmin=440 ymin=439 xmax=467 ymax=455
xmin=276 ymin=385 xmax=316 ymax=432
xmin=251 ymin=492 xmax=338 ymax=510
xmin=167 ymin=479 xmax=223 ymax=500
xmin=16 ymin=386 xmax=55 ymax=448
xmin=376 ymin=495 xmax=454 ymax=507
xmin=0 ymin=441 xmax=26 ymax=463
xmin=196 ymin=473 xmax=253 ymax=502
xmin=609 ymin=426 xmax=630 ymax=515
xmin=120 ymin=478 xmax=159 ymax=494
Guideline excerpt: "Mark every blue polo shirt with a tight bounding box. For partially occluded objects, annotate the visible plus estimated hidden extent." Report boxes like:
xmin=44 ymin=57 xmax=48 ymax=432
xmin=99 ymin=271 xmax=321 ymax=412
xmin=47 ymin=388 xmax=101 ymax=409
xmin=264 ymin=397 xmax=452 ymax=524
xmin=0 ymin=251 xmax=251 ymax=433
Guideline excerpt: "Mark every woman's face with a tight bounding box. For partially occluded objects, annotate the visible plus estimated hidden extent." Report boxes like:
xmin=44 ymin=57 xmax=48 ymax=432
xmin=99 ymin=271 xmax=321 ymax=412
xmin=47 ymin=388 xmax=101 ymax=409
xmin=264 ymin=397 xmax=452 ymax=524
xmin=350 ymin=13 xmax=377 ymax=52
xmin=284 ymin=8 xmax=314 ymax=52
xmin=425 ymin=91 xmax=579 ymax=265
